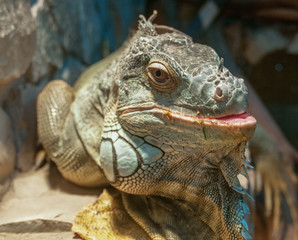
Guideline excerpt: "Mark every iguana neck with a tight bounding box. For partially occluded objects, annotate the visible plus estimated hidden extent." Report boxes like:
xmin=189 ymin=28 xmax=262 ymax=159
xmin=100 ymin=108 xmax=252 ymax=239
xmin=121 ymin=166 xmax=252 ymax=240
xmin=143 ymin=153 xmax=251 ymax=240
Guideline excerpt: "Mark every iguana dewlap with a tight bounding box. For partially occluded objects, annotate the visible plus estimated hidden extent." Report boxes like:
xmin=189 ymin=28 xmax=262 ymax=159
xmin=37 ymin=12 xmax=256 ymax=240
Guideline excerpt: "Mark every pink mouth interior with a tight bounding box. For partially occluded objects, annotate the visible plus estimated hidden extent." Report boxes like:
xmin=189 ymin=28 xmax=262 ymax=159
xmin=198 ymin=113 xmax=256 ymax=126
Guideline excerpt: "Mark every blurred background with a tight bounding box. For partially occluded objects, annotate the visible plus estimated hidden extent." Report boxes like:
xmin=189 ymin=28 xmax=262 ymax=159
xmin=0 ymin=0 xmax=297 ymax=239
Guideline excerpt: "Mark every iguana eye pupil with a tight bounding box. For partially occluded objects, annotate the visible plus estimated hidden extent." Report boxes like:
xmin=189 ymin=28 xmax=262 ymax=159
xmin=152 ymin=69 xmax=167 ymax=82
xmin=156 ymin=70 xmax=161 ymax=77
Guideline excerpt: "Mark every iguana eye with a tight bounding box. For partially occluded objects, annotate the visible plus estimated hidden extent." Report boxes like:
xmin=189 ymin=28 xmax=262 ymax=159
xmin=147 ymin=62 xmax=178 ymax=92
xmin=148 ymin=63 xmax=169 ymax=83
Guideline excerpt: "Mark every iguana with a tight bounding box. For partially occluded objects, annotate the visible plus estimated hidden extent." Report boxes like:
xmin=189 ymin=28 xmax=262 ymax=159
xmin=37 ymin=12 xmax=256 ymax=239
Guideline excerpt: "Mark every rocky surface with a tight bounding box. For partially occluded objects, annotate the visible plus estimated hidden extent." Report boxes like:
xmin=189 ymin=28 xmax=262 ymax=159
xmin=0 ymin=232 xmax=74 ymax=240
xmin=0 ymin=164 xmax=99 ymax=239
xmin=29 ymin=0 xmax=63 ymax=84
xmin=0 ymin=0 xmax=36 ymax=83
xmin=0 ymin=108 xmax=15 ymax=183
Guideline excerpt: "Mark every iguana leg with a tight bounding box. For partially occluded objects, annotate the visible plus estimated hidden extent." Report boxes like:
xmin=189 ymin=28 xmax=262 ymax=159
xmin=37 ymin=80 xmax=107 ymax=187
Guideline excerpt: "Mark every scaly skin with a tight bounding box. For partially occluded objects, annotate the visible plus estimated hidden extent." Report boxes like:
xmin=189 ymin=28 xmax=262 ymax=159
xmin=37 ymin=12 xmax=256 ymax=239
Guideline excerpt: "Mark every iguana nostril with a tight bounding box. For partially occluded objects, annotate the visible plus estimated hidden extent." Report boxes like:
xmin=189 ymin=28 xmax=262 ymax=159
xmin=216 ymin=87 xmax=223 ymax=97
xmin=212 ymin=85 xmax=228 ymax=102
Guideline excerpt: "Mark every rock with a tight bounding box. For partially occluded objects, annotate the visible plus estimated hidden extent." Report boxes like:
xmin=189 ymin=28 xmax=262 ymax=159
xmin=27 ymin=0 xmax=146 ymax=84
xmin=0 ymin=108 xmax=15 ymax=183
xmin=53 ymin=56 xmax=87 ymax=86
xmin=15 ymin=84 xmax=39 ymax=171
xmin=0 ymin=219 xmax=71 ymax=233
xmin=49 ymin=0 xmax=146 ymax=65
xmin=49 ymin=0 xmax=103 ymax=65
xmin=28 ymin=0 xmax=63 ymax=83
xmin=0 ymin=164 xmax=99 ymax=234
xmin=2 ymin=79 xmax=44 ymax=172
xmin=0 ymin=231 xmax=74 ymax=240
xmin=0 ymin=0 xmax=36 ymax=83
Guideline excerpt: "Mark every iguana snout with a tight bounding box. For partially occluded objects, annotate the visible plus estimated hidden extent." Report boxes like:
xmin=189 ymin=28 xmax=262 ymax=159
xmin=188 ymin=63 xmax=248 ymax=118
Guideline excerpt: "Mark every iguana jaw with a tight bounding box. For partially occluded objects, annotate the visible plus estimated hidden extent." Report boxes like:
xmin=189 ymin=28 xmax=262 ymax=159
xmin=115 ymin=104 xmax=254 ymax=239
xmin=118 ymin=105 xmax=256 ymax=140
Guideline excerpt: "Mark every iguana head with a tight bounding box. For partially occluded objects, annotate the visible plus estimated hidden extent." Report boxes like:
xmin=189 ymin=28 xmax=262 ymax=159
xmin=100 ymin=12 xmax=256 ymax=239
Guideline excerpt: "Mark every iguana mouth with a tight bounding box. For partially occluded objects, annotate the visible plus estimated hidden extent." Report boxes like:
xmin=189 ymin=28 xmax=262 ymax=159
xmin=197 ymin=112 xmax=256 ymax=128
xmin=119 ymin=105 xmax=256 ymax=129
